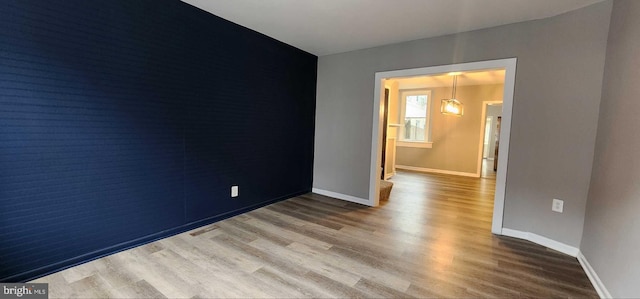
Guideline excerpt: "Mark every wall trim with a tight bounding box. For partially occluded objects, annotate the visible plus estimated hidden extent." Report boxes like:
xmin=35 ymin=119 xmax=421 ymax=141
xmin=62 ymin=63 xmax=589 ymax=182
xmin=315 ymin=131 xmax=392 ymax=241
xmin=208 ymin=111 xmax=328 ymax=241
xmin=396 ymin=165 xmax=478 ymax=178
xmin=397 ymin=141 xmax=433 ymax=148
xmin=501 ymin=228 xmax=611 ymax=298
xmin=371 ymin=58 xmax=517 ymax=234
xmin=578 ymin=252 xmax=612 ymax=299
xmin=500 ymin=228 xmax=579 ymax=257
xmin=312 ymin=188 xmax=372 ymax=206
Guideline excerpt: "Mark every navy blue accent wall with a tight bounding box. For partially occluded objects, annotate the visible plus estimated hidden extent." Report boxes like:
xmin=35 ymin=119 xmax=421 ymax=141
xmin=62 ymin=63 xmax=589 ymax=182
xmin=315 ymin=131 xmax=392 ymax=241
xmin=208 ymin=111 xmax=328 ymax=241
xmin=0 ymin=0 xmax=317 ymax=282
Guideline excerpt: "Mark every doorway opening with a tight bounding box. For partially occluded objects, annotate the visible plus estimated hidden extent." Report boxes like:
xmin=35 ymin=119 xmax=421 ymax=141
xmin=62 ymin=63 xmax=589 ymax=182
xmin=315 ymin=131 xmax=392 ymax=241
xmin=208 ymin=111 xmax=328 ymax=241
xmin=370 ymin=58 xmax=517 ymax=234
xmin=481 ymin=102 xmax=503 ymax=179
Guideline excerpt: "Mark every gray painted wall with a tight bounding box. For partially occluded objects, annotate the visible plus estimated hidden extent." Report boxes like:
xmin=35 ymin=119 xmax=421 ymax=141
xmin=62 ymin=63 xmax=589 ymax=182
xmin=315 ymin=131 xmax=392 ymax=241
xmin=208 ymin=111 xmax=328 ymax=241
xmin=314 ymin=1 xmax=611 ymax=247
xmin=581 ymin=1 xmax=640 ymax=297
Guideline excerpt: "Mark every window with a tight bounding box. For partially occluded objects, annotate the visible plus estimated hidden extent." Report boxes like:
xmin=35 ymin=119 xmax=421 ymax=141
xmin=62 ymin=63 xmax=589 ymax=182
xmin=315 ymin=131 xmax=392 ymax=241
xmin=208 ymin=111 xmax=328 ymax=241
xmin=399 ymin=90 xmax=432 ymax=148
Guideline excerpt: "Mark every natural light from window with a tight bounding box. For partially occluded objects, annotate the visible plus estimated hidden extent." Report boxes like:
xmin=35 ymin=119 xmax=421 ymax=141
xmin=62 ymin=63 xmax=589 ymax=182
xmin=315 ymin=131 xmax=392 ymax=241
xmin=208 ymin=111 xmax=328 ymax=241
xmin=399 ymin=90 xmax=432 ymax=146
xmin=403 ymin=95 xmax=428 ymax=141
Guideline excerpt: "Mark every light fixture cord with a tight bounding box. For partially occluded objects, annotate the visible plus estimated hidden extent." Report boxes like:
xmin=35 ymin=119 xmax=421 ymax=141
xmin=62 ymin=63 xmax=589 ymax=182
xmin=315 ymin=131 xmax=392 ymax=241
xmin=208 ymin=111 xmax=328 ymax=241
xmin=452 ymin=75 xmax=457 ymax=99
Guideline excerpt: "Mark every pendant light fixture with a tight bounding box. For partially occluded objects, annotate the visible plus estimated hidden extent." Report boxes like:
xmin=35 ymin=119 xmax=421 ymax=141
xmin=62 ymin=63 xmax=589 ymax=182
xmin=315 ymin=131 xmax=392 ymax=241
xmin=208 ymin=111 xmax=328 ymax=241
xmin=441 ymin=74 xmax=464 ymax=116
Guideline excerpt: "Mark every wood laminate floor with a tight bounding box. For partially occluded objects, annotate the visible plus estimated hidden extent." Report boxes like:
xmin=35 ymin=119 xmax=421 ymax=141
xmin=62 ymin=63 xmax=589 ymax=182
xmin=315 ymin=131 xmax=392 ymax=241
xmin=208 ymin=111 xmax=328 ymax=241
xmin=33 ymin=170 xmax=598 ymax=298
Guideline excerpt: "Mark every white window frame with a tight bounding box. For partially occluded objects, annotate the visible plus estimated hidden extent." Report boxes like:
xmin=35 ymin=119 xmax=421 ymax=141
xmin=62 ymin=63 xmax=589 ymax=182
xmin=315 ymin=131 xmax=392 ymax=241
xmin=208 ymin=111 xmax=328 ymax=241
xmin=398 ymin=89 xmax=433 ymax=148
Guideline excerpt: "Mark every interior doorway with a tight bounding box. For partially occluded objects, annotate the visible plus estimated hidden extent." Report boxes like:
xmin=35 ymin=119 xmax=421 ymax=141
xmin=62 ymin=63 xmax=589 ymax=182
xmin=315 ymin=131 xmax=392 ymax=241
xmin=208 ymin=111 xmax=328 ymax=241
xmin=370 ymin=58 xmax=517 ymax=234
xmin=480 ymin=102 xmax=503 ymax=179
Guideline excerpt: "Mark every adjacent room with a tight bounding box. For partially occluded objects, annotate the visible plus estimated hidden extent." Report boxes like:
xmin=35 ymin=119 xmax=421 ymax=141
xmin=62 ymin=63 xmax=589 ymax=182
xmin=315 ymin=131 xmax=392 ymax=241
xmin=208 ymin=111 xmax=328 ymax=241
xmin=383 ymin=69 xmax=505 ymax=179
xmin=2 ymin=0 xmax=639 ymax=298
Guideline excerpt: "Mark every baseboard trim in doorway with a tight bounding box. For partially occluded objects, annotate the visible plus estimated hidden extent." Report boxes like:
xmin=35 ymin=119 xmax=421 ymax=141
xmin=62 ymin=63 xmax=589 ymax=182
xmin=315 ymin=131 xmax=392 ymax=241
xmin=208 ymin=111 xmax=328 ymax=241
xmin=311 ymin=188 xmax=371 ymax=206
xmin=395 ymin=165 xmax=479 ymax=178
xmin=501 ymin=228 xmax=610 ymax=298
xmin=577 ymin=252 xmax=612 ymax=299
xmin=501 ymin=228 xmax=579 ymax=257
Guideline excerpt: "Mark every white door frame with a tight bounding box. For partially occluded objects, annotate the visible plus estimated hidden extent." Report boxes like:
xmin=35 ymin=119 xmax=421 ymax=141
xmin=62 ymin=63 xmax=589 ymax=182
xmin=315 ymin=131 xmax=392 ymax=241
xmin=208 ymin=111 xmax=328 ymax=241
xmin=369 ymin=58 xmax=517 ymax=234
xmin=477 ymin=101 xmax=503 ymax=177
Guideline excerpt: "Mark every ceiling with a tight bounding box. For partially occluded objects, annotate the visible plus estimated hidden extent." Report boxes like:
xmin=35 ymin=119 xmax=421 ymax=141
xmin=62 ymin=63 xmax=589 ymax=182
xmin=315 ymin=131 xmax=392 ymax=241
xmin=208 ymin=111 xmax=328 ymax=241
xmin=388 ymin=69 xmax=505 ymax=90
xmin=180 ymin=0 xmax=605 ymax=56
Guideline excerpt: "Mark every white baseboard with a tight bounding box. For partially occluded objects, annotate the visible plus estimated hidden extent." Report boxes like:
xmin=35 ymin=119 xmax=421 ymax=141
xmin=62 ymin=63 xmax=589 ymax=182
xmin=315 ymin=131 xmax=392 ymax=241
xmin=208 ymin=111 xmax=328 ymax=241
xmin=577 ymin=252 xmax=612 ymax=299
xmin=384 ymin=172 xmax=395 ymax=180
xmin=311 ymin=188 xmax=373 ymax=206
xmin=500 ymin=228 xmax=579 ymax=257
xmin=500 ymin=228 xmax=528 ymax=240
xmin=395 ymin=165 xmax=479 ymax=178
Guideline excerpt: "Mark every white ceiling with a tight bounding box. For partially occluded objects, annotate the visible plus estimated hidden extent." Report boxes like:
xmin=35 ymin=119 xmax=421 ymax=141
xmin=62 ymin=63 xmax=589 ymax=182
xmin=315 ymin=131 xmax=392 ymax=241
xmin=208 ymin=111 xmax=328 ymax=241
xmin=181 ymin=0 xmax=605 ymax=56
xmin=388 ymin=69 xmax=505 ymax=90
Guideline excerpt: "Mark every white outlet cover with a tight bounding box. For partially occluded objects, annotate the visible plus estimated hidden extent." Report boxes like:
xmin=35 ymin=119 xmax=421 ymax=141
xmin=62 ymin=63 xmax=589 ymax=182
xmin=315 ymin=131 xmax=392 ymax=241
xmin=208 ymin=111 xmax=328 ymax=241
xmin=552 ymin=198 xmax=564 ymax=213
xmin=231 ymin=186 xmax=239 ymax=197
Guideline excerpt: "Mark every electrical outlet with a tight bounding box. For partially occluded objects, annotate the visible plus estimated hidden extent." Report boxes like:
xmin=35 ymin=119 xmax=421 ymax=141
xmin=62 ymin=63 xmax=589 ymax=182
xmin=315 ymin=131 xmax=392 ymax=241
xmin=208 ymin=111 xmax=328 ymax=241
xmin=552 ymin=198 xmax=564 ymax=213
xmin=231 ymin=186 xmax=239 ymax=198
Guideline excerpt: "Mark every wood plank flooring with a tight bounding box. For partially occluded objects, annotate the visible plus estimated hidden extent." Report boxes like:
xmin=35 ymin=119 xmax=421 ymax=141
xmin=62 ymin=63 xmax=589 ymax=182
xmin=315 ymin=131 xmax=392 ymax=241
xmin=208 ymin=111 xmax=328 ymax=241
xmin=32 ymin=170 xmax=598 ymax=298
